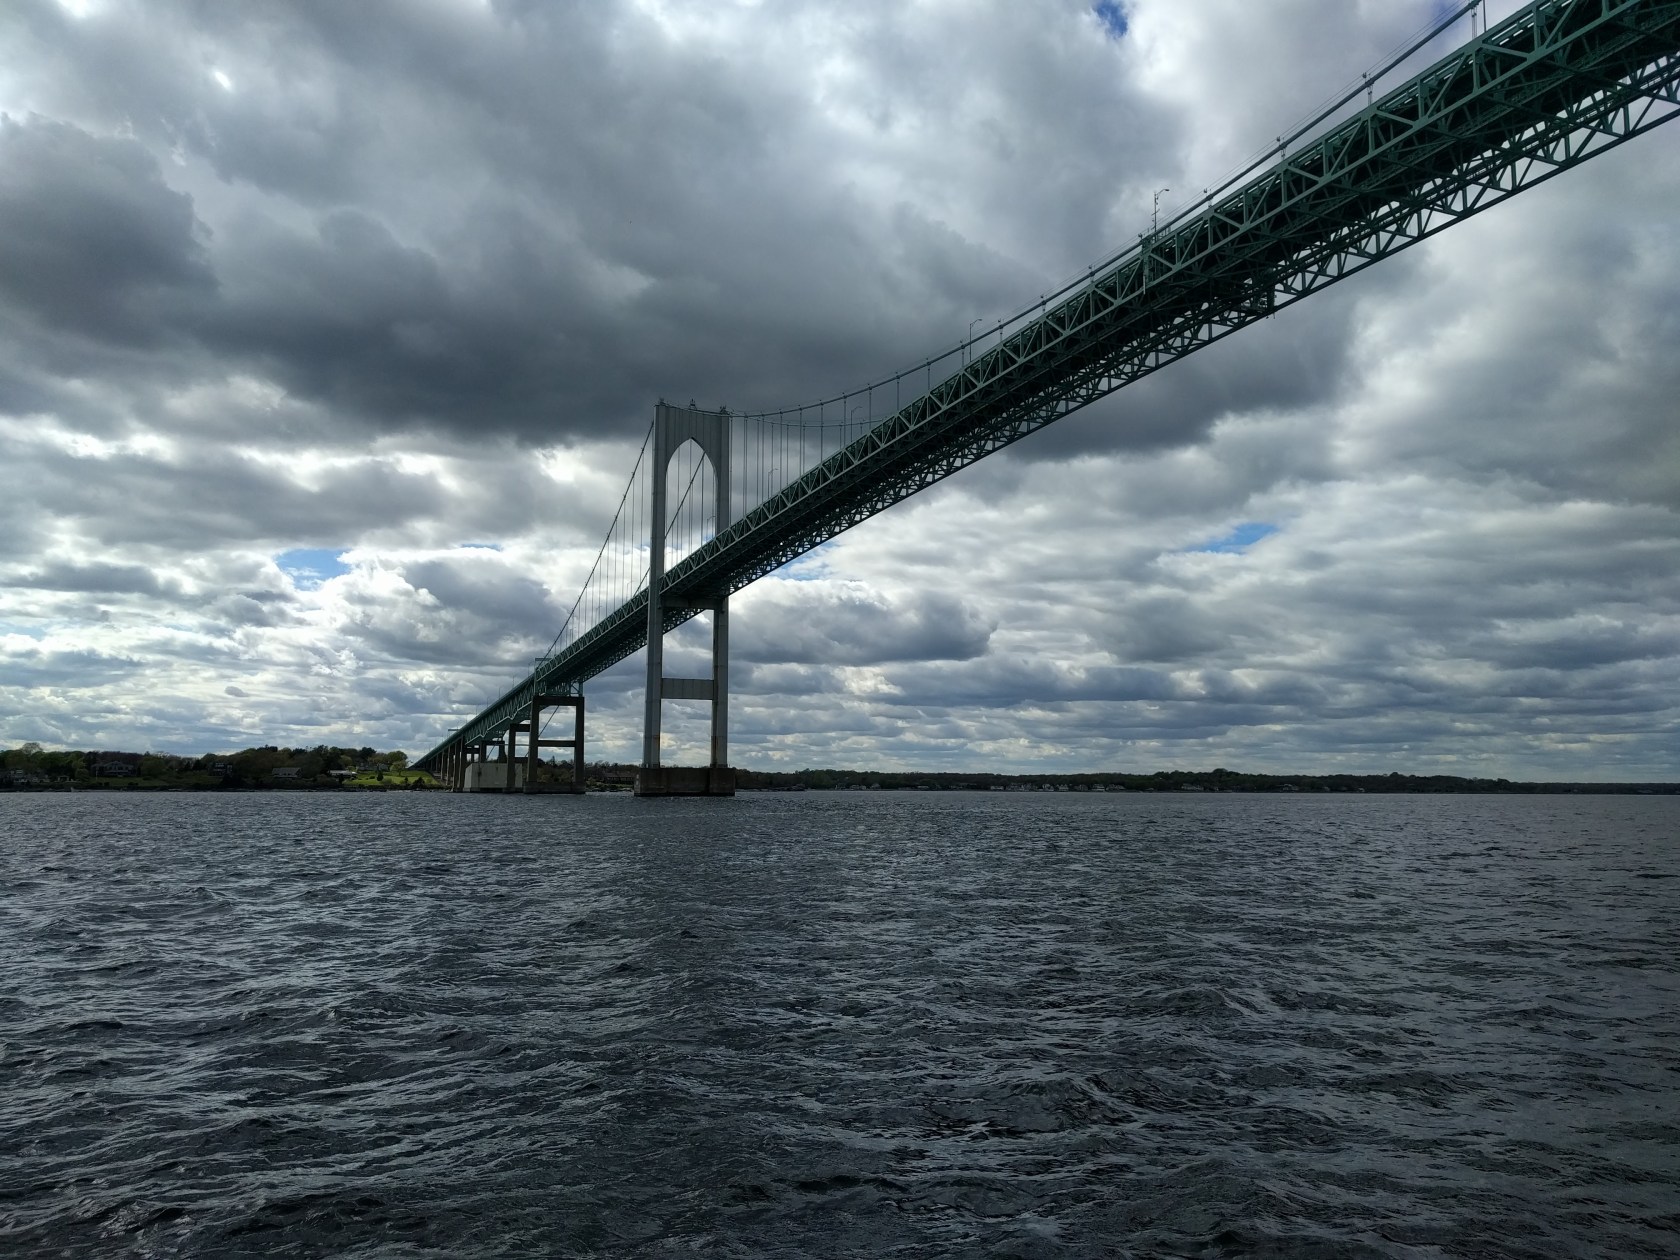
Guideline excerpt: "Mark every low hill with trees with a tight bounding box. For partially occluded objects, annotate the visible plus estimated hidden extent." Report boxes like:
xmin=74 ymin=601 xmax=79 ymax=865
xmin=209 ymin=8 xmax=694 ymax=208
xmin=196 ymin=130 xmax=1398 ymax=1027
xmin=0 ymin=743 xmax=431 ymax=790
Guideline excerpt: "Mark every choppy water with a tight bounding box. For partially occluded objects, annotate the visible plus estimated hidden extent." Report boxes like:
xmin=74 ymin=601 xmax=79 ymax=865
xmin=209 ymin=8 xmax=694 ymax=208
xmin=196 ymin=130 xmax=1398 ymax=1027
xmin=2 ymin=791 xmax=1677 ymax=1258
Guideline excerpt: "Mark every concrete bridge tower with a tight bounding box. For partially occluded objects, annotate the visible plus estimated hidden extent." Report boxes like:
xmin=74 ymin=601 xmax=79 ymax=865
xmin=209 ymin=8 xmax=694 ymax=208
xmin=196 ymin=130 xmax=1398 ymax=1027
xmin=636 ymin=402 xmax=735 ymax=796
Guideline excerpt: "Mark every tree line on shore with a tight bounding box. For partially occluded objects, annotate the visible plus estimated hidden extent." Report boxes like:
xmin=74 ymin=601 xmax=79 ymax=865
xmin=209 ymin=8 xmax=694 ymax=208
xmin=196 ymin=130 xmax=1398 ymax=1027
xmin=730 ymin=767 xmax=1676 ymax=794
xmin=3 ymin=745 xmax=1672 ymax=793
xmin=0 ymin=743 xmax=415 ymax=789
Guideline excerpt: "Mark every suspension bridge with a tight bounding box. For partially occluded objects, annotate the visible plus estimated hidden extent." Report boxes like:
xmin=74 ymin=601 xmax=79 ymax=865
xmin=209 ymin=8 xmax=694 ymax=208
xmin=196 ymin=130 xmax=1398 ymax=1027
xmin=415 ymin=0 xmax=1680 ymax=794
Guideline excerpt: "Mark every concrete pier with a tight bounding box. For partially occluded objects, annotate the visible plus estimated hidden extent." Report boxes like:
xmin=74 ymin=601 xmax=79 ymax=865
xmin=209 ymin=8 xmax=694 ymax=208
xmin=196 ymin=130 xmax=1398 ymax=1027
xmin=451 ymin=693 xmax=586 ymax=793
xmin=633 ymin=765 xmax=736 ymax=797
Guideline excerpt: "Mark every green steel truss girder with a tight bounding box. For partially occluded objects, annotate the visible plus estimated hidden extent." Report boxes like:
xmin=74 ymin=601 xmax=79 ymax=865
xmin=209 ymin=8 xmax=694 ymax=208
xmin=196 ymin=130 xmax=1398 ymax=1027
xmin=417 ymin=0 xmax=1680 ymax=770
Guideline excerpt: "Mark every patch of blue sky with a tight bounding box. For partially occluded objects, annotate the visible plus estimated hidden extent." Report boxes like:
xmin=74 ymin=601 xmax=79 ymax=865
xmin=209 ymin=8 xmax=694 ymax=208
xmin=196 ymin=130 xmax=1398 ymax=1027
xmin=459 ymin=541 xmax=502 ymax=551
xmin=1191 ymin=522 xmax=1278 ymax=554
xmin=1094 ymin=1 xmax=1127 ymax=39
xmin=276 ymin=548 xmax=351 ymax=588
xmin=782 ymin=541 xmax=836 ymax=581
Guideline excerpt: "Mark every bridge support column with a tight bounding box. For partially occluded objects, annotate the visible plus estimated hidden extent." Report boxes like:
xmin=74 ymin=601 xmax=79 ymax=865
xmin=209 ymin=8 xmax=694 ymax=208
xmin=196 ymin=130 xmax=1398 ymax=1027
xmin=522 ymin=693 xmax=586 ymax=794
xmin=505 ymin=722 xmax=524 ymax=789
xmin=637 ymin=402 xmax=735 ymax=798
xmin=525 ymin=695 xmax=539 ymax=793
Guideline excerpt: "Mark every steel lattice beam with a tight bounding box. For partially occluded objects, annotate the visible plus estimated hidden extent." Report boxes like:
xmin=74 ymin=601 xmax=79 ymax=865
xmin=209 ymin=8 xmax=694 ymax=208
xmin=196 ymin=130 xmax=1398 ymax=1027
xmin=417 ymin=0 xmax=1680 ymax=770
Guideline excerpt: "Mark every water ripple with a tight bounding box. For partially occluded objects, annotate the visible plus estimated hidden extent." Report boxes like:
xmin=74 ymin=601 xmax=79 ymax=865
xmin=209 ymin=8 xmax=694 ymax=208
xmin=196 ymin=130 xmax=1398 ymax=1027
xmin=2 ymin=790 xmax=1676 ymax=1257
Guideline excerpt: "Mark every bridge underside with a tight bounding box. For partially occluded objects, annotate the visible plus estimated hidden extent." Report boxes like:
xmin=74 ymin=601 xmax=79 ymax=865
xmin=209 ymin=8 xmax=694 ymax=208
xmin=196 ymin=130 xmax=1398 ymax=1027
xmin=416 ymin=0 xmax=1680 ymax=782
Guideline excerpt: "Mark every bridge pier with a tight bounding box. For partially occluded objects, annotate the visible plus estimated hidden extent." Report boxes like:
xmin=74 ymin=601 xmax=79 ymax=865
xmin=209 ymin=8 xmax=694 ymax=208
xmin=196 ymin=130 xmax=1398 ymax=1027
xmin=459 ymin=738 xmax=512 ymax=793
xmin=522 ymin=693 xmax=585 ymax=794
xmin=442 ymin=696 xmax=587 ymax=794
xmin=637 ymin=402 xmax=735 ymax=798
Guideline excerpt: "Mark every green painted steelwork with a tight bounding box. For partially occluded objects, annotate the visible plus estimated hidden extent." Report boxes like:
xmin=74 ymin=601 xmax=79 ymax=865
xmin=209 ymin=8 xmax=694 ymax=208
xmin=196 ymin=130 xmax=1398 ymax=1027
xmin=417 ymin=0 xmax=1680 ymax=771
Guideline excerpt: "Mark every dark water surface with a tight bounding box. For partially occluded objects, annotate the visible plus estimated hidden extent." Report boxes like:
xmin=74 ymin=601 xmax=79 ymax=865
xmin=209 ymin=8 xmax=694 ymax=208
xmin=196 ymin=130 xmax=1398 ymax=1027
xmin=2 ymin=791 xmax=1676 ymax=1257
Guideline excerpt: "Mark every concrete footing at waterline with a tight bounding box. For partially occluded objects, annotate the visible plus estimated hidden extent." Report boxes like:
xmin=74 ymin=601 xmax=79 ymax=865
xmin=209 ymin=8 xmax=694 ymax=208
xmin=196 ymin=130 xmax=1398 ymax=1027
xmin=460 ymin=763 xmax=584 ymax=794
xmin=634 ymin=766 xmax=736 ymax=797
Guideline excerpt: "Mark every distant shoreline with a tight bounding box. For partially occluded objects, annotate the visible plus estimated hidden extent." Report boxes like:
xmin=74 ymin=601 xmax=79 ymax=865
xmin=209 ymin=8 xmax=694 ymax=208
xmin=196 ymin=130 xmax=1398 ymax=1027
xmin=5 ymin=772 xmax=1675 ymax=796
xmin=8 ymin=744 xmax=1674 ymax=795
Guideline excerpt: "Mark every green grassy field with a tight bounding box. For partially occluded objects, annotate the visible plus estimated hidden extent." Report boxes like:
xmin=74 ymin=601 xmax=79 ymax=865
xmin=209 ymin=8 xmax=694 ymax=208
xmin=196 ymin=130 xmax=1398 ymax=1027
xmin=342 ymin=769 xmax=438 ymax=788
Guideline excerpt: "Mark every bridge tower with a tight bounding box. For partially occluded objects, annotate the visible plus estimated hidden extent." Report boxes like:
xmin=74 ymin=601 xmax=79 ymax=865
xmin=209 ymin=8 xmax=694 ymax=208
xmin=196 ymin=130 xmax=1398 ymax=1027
xmin=636 ymin=402 xmax=735 ymax=796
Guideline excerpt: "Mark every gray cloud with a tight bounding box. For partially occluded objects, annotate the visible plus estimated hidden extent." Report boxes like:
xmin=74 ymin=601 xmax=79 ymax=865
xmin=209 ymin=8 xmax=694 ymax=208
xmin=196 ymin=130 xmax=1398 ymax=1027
xmin=0 ymin=0 xmax=1176 ymax=440
xmin=0 ymin=115 xmax=213 ymax=346
xmin=736 ymin=582 xmax=994 ymax=667
xmin=18 ymin=560 xmax=175 ymax=597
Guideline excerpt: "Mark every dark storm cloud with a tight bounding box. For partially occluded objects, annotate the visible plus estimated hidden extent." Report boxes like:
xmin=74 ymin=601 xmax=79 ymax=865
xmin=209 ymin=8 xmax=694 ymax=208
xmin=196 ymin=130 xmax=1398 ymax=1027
xmin=0 ymin=639 xmax=144 ymax=688
xmin=0 ymin=116 xmax=213 ymax=346
xmin=12 ymin=435 xmax=451 ymax=549
xmin=0 ymin=0 xmax=1176 ymax=441
xmin=18 ymin=560 xmax=178 ymax=597
xmin=1096 ymin=593 xmax=1258 ymax=665
xmin=1468 ymin=618 xmax=1680 ymax=671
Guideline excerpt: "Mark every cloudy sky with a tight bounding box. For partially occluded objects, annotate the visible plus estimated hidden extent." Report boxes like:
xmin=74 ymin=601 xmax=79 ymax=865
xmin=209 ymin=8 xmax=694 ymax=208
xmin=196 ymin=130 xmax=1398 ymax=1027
xmin=1 ymin=0 xmax=1676 ymax=778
